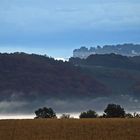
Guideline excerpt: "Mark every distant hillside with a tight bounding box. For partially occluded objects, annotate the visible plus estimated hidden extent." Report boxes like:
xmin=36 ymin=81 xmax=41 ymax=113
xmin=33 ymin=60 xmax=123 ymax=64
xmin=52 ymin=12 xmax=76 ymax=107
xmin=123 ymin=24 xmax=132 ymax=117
xmin=73 ymin=44 xmax=140 ymax=58
xmin=70 ymin=53 xmax=140 ymax=70
xmin=0 ymin=53 xmax=109 ymax=101
xmin=1 ymin=52 xmax=140 ymax=114
xmin=70 ymin=54 xmax=140 ymax=99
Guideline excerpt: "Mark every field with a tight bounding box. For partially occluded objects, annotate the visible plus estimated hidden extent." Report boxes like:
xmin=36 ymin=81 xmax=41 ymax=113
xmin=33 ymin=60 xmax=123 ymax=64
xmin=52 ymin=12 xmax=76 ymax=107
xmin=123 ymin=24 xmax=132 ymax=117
xmin=0 ymin=119 xmax=140 ymax=140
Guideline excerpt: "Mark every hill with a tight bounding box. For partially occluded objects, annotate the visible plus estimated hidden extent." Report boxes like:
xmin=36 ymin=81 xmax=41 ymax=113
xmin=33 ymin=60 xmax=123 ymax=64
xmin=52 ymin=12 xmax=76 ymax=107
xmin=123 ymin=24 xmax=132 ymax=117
xmin=69 ymin=54 xmax=140 ymax=100
xmin=0 ymin=53 xmax=140 ymax=113
xmin=0 ymin=53 xmax=109 ymax=102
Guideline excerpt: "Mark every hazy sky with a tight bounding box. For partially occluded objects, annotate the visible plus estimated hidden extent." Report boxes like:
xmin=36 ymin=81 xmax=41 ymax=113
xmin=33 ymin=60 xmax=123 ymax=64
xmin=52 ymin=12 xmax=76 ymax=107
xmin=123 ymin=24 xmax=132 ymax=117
xmin=0 ymin=0 xmax=140 ymax=58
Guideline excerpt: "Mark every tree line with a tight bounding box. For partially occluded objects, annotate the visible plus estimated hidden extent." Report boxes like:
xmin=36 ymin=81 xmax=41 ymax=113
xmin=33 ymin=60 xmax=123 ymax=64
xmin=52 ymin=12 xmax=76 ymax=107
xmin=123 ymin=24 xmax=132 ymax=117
xmin=35 ymin=104 xmax=140 ymax=119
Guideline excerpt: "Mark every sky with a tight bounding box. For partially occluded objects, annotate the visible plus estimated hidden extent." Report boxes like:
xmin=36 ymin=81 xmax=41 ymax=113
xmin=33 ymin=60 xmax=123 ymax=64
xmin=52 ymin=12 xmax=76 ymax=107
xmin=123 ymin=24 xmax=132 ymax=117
xmin=0 ymin=0 xmax=140 ymax=58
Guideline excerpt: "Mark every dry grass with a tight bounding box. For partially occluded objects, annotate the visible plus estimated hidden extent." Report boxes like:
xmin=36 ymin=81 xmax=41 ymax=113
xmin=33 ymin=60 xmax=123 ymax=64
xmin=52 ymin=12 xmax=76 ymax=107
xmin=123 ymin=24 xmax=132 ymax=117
xmin=0 ymin=119 xmax=140 ymax=140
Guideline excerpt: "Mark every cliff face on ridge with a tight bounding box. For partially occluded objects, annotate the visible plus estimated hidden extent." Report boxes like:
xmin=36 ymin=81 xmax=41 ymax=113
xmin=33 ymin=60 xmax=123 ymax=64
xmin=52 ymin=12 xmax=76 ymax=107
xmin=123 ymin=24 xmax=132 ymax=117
xmin=73 ymin=44 xmax=140 ymax=59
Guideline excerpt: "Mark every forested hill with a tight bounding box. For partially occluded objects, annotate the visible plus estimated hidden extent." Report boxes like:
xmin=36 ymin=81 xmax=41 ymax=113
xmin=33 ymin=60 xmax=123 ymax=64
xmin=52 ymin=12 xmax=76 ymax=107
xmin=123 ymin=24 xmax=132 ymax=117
xmin=70 ymin=53 xmax=140 ymax=70
xmin=0 ymin=53 xmax=109 ymax=101
xmin=1 ymin=53 xmax=140 ymax=113
xmin=69 ymin=53 xmax=140 ymax=99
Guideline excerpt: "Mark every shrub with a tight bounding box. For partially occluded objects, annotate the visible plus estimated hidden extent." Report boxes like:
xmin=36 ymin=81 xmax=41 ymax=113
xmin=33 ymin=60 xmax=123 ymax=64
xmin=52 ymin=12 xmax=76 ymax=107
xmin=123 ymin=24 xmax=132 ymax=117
xmin=60 ymin=114 xmax=71 ymax=119
xmin=79 ymin=110 xmax=98 ymax=118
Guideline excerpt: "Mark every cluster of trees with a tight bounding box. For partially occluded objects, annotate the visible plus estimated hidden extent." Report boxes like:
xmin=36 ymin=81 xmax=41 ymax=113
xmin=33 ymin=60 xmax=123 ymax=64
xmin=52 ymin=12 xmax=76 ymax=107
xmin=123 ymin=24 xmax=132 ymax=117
xmin=35 ymin=104 xmax=140 ymax=119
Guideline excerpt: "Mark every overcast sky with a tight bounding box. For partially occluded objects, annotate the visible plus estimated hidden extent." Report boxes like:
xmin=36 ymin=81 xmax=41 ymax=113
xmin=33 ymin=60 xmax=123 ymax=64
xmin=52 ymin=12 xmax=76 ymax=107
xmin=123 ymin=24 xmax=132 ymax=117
xmin=0 ymin=0 xmax=140 ymax=58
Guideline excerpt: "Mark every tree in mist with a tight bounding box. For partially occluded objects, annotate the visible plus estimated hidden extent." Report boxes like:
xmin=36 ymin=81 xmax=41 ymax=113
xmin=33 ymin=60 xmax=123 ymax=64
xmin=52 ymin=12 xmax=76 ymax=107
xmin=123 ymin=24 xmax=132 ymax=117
xmin=79 ymin=110 xmax=98 ymax=118
xmin=104 ymin=104 xmax=125 ymax=118
xmin=35 ymin=107 xmax=56 ymax=119
xmin=125 ymin=113 xmax=134 ymax=118
xmin=60 ymin=114 xmax=71 ymax=119
xmin=134 ymin=112 xmax=140 ymax=118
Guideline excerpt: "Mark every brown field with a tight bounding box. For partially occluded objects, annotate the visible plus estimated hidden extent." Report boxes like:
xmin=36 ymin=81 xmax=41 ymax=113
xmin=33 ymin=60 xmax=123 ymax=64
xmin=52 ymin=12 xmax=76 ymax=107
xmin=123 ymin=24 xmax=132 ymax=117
xmin=0 ymin=119 xmax=140 ymax=140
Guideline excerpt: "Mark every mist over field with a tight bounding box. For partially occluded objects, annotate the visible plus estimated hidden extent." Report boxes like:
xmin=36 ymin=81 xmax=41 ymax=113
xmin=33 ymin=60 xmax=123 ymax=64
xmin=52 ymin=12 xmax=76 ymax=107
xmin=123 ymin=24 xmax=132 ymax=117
xmin=0 ymin=95 xmax=139 ymax=116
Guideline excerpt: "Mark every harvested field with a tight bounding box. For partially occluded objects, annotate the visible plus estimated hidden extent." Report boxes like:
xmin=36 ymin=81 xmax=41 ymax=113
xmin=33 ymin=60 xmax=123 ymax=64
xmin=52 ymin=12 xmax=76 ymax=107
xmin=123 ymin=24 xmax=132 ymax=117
xmin=0 ymin=119 xmax=140 ymax=140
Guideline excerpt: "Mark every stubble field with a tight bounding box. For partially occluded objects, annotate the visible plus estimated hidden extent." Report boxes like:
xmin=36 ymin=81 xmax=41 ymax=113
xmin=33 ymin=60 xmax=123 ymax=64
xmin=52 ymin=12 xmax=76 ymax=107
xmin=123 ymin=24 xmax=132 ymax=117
xmin=0 ymin=119 xmax=140 ymax=140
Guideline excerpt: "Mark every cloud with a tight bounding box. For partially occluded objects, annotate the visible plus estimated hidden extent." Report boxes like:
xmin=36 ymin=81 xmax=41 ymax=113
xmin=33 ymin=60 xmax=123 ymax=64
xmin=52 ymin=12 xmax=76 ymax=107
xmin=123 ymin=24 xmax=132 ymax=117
xmin=0 ymin=0 xmax=140 ymax=33
xmin=0 ymin=101 xmax=28 ymax=114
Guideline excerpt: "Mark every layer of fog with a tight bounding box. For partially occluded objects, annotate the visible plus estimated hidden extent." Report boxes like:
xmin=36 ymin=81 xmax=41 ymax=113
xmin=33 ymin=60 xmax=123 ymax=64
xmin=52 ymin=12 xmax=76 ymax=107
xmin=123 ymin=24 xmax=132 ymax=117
xmin=0 ymin=94 xmax=140 ymax=119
